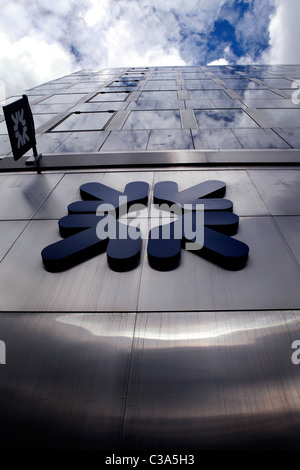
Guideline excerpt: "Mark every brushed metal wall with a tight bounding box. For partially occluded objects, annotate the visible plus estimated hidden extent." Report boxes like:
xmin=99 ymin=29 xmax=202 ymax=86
xmin=0 ymin=167 xmax=300 ymax=450
xmin=1 ymin=310 xmax=300 ymax=450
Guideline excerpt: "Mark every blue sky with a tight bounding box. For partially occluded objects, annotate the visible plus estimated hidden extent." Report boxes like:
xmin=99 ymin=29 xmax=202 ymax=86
xmin=177 ymin=0 xmax=275 ymax=65
xmin=0 ymin=0 xmax=299 ymax=98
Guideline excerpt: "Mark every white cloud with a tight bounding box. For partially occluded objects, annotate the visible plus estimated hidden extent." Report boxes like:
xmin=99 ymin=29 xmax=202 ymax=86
xmin=207 ymin=58 xmax=229 ymax=66
xmin=0 ymin=0 xmax=190 ymax=98
xmin=84 ymin=0 xmax=108 ymax=27
xmin=0 ymin=31 xmax=75 ymax=98
xmin=263 ymin=0 xmax=300 ymax=64
xmin=0 ymin=0 xmax=299 ymax=100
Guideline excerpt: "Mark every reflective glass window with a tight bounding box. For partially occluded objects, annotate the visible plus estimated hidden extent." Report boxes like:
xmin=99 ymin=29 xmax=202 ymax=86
xmin=33 ymin=104 xmax=76 ymax=113
xmin=237 ymin=89 xmax=282 ymax=99
xmin=181 ymin=73 xmax=209 ymax=79
xmin=147 ymin=129 xmax=193 ymax=150
xmin=89 ymin=92 xmax=130 ymax=102
xmin=272 ymin=88 xmax=296 ymax=98
xmin=142 ymin=83 xmax=180 ymax=90
xmin=269 ymin=99 xmax=300 ymax=109
xmin=28 ymin=83 xmax=67 ymax=92
xmin=69 ymin=103 xmax=105 ymax=112
xmin=109 ymin=80 xmax=139 ymax=87
xmin=258 ymin=108 xmax=300 ymax=127
xmin=72 ymin=102 xmax=128 ymax=112
xmin=240 ymin=99 xmax=278 ymax=108
xmin=54 ymin=131 xmax=109 ymax=152
xmin=122 ymin=110 xmax=181 ymax=130
xmin=127 ymin=101 xmax=157 ymax=110
xmin=100 ymin=130 xmax=150 ymax=151
xmin=232 ymin=128 xmax=290 ymax=149
xmin=139 ymin=91 xmax=178 ymax=100
xmin=273 ymin=128 xmax=300 ymax=148
xmin=68 ymin=84 xmax=102 ymax=92
xmin=220 ymin=79 xmax=265 ymax=89
xmin=150 ymin=73 xmax=177 ymax=79
xmin=25 ymin=132 xmax=71 ymax=154
xmin=185 ymin=80 xmax=222 ymax=90
xmin=261 ymin=78 xmax=294 ymax=88
xmin=194 ymin=109 xmax=258 ymax=128
xmin=145 ymin=80 xmax=177 ymax=87
xmin=96 ymin=102 xmax=129 ymax=111
xmin=49 ymin=112 xmax=114 ymax=132
xmin=122 ymin=73 xmax=146 ymax=78
xmin=189 ymin=90 xmax=231 ymax=100
xmin=33 ymin=114 xmax=57 ymax=129
xmin=39 ymin=94 xmax=86 ymax=104
xmin=185 ymin=100 xmax=216 ymax=109
xmin=192 ymin=129 xmax=242 ymax=149
xmin=212 ymin=100 xmax=244 ymax=108
xmin=155 ymin=100 xmax=185 ymax=109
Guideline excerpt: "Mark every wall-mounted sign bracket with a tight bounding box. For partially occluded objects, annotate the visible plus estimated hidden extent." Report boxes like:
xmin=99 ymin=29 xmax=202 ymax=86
xmin=25 ymin=150 xmax=43 ymax=174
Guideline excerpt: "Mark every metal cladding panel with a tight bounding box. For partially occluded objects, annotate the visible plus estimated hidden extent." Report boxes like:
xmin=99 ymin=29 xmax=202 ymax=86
xmin=1 ymin=309 xmax=300 ymax=450
xmin=0 ymin=173 xmax=63 ymax=220
xmin=248 ymin=169 xmax=300 ymax=215
xmin=0 ymin=170 xmax=300 ymax=313
xmin=152 ymin=169 xmax=270 ymax=216
xmin=137 ymin=216 xmax=300 ymax=312
xmin=122 ymin=310 xmax=300 ymax=451
xmin=0 ymin=220 xmax=145 ymax=312
xmin=0 ymin=311 xmax=135 ymax=450
xmin=33 ymin=171 xmax=154 ymax=220
xmin=274 ymin=216 xmax=300 ymax=264
xmin=0 ymin=221 xmax=28 ymax=261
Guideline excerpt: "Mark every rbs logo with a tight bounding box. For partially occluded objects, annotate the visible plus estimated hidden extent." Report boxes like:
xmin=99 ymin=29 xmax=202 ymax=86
xmin=41 ymin=180 xmax=249 ymax=272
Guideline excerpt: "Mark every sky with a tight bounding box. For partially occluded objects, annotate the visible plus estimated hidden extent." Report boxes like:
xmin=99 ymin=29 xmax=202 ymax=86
xmin=0 ymin=0 xmax=300 ymax=99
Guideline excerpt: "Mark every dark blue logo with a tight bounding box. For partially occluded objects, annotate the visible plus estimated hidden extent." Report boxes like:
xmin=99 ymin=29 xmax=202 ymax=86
xmin=41 ymin=180 xmax=249 ymax=272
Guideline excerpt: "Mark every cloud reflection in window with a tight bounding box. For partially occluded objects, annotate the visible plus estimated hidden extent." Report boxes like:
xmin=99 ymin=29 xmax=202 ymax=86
xmin=194 ymin=109 xmax=258 ymax=128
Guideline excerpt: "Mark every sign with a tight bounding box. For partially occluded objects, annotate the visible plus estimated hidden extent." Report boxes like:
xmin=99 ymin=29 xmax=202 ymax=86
xmin=3 ymin=95 xmax=37 ymax=161
xmin=41 ymin=180 xmax=249 ymax=272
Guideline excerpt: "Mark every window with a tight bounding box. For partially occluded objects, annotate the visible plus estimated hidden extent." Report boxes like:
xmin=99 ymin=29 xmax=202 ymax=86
xmin=232 ymin=128 xmax=290 ymax=149
xmin=122 ymin=110 xmax=182 ymax=130
xmin=258 ymin=108 xmax=300 ymax=127
xmin=238 ymin=89 xmax=283 ymax=99
xmin=185 ymin=80 xmax=222 ymax=90
xmin=88 ymin=92 xmax=130 ymax=102
xmin=139 ymin=91 xmax=178 ymax=100
xmin=192 ymin=129 xmax=242 ymax=149
xmin=220 ymin=79 xmax=264 ymax=89
xmin=39 ymin=94 xmax=86 ymax=104
xmin=194 ymin=109 xmax=258 ymax=128
xmin=189 ymin=90 xmax=231 ymax=100
xmin=48 ymin=112 xmax=114 ymax=132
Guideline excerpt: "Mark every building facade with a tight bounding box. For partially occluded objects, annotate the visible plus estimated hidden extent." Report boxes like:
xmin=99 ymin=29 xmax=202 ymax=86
xmin=1 ymin=65 xmax=300 ymax=450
